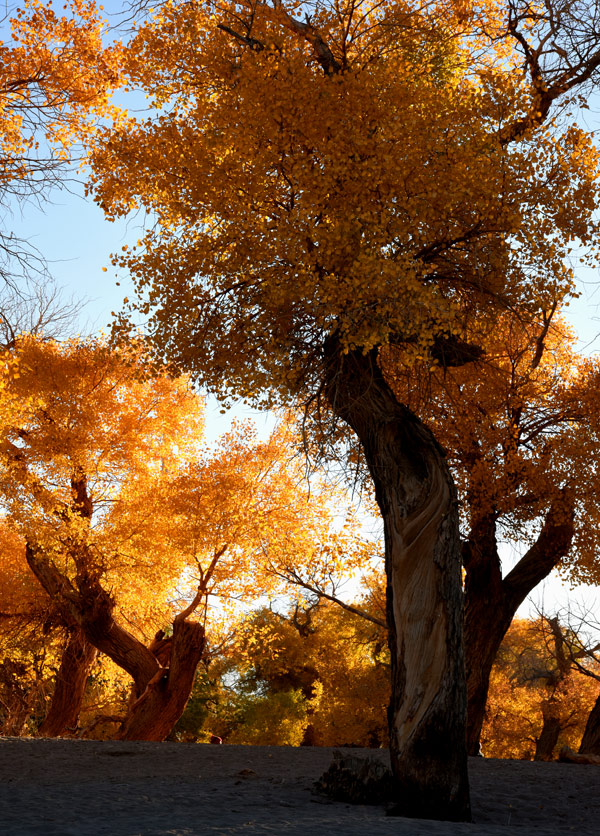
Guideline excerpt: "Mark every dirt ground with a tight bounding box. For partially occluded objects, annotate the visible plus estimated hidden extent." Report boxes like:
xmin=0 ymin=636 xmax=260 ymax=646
xmin=0 ymin=738 xmax=596 ymax=835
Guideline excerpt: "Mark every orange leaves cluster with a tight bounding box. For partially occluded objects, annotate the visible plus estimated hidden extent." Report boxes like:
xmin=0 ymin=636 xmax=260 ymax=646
xmin=220 ymin=599 xmax=389 ymax=747
xmin=0 ymin=335 xmax=375 ymax=660
xmin=0 ymin=0 xmax=122 ymax=188
xmin=0 ymin=335 xmax=204 ymax=636
xmin=88 ymin=1 xmax=600 ymax=408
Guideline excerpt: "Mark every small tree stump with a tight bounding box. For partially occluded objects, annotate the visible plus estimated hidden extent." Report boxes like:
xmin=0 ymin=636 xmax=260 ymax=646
xmin=314 ymin=751 xmax=394 ymax=805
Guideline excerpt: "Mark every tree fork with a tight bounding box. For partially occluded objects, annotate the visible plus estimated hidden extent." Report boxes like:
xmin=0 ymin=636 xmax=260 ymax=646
xmin=117 ymin=615 xmax=206 ymax=741
xmin=323 ymin=339 xmax=470 ymax=822
xmin=26 ymin=543 xmax=205 ymax=741
xmin=463 ymin=490 xmax=575 ymax=755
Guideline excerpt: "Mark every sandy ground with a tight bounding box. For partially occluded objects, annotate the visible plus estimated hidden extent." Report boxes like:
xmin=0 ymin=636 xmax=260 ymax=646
xmin=0 ymin=739 xmax=597 ymax=835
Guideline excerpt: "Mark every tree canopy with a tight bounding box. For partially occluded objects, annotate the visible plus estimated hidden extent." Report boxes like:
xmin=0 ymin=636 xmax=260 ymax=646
xmin=92 ymin=0 xmax=600 ymax=403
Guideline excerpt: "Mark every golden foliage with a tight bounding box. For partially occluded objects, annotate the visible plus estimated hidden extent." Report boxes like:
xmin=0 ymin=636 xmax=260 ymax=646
xmin=216 ymin=599 xmax=389 ymax=747
xmin=0 ymin=0 xmax=121 ymax=189
xmin=0 ymin=335 xmax=203 ymax=637
xmin=88 ymin=1 xmax=600 ymax=408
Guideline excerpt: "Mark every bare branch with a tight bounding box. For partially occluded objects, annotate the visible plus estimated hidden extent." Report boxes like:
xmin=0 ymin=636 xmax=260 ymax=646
xmin=502 ymin=0 xmax=600 ymax=143
xmin=270 ymin=563 xmax=386 ymax=628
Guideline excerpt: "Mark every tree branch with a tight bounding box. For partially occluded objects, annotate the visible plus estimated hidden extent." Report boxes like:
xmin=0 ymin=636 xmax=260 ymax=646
xmin=503 ymin=487 xmax=575 ymax=612
xmin=271 ymin=565 xmax=386 ymax=629
xmin=260 ymin=1 xmax=342 ymax=74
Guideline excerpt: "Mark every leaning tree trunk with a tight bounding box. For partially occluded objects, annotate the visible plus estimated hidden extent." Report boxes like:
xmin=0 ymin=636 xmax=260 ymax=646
xmin=117 ymin=614 xmax=205 ymax=741
xmin=76 ymin=580 xmax=206 ymax=741
xmin=25 ymin=544 xmax=205 ymax=741
xmin=579 ymin=693 xmax=600 ymax=754
xmin=38 ymin=627 xmax=97 ymax=737
xmin=324 ymin=342 xmax=470 ymax=822
xmin=463 ymin=491 xmax=574 ymax=756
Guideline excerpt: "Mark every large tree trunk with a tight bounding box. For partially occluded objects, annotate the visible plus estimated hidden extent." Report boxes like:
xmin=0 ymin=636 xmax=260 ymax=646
xmin=117 ymin=615 xmax=205 ymax=741
xmin=25 ymin=544 xmax=205 ymax=741
xmin=579 ymin=693 xmax=600 ymax=755
xmin=463 ymin=492 xmax=574 ymax=755
xmin=38 ymin=627 xmax=97 ymax=737
xmin=324 ymin=343 xmax=470 ymax=822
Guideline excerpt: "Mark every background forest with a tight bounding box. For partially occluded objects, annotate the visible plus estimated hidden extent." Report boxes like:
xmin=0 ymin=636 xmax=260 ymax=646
xmin=1 ymin=1 xmax=600 ymax=809
xmin=1 ymin=324 xmax=599 ymax=761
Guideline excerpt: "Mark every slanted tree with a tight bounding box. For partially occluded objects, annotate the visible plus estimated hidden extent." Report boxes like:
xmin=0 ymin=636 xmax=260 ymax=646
xmin=0 ymin=335 xmax=367 ymax=739
xmin=88 ymin=0 xmax=600 ymax=819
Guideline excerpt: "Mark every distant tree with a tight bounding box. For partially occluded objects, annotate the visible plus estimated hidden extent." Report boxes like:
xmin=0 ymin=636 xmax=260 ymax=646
xmin=211 ymin=598 xmax=389 ymax=748
xmin=0 ymin=336 xmax=204 ymax=738
xmin=482 ymin=617 xmax=600 ymax=760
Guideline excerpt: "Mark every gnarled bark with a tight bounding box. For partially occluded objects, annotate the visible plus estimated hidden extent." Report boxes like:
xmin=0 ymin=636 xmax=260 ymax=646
xmin=463 ymin=490 xmax=574 ymax=755
xmin=117 ymin=615 xmax=205 ymax=741
xmin=38 ymin=627 xmax=97 ymax=737
xmin=324 ymin=342 xmax=470 ymax=822
xmin=25 ymin=543 xmax=205 ymax=741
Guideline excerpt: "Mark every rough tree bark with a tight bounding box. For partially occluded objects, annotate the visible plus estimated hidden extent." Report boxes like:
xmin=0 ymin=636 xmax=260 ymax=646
xmin=463 ymin=491 xmax=575 ymax=755
xmin=38 ymin=626 xmax=97 ymax=737
xmin=25 ymin=544 xmax=205 ymax=741
xmin=323 ymin=341 xmax=470 ymax=822
xmin=117 ymin=613 xmax=205 ymax=741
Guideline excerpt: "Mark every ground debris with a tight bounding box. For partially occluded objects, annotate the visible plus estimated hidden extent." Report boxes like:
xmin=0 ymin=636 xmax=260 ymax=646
xmin=559 ymin=747 xmax=600 ymax=765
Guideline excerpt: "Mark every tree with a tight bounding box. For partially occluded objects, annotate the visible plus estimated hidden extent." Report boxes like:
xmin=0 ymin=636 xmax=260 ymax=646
xmin=0 ymin=334 xmax=370 ymax=739
xmin=0 ymin=335 xmax=206 ymax=738
xmin=482 ymin=617 xmax=600 ymax=761
xmin=384 ymin=310 xmax=600 ymax=752
xmin=0 ymin=0 xmax=121 ymax=285
xmin=88 ymin=0 xmax=600 ymax=819
xmin=183 ymin=597 xmax=389 ymax=747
